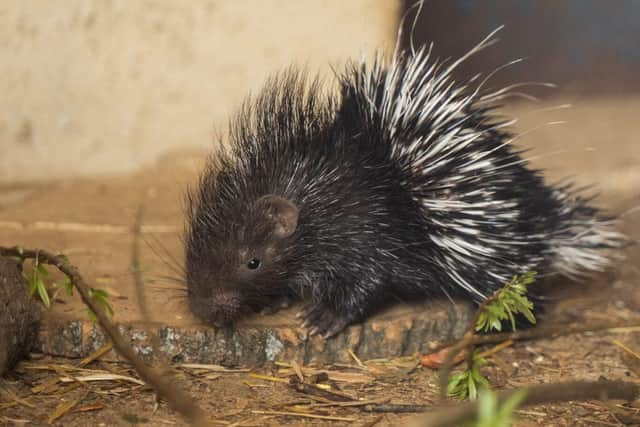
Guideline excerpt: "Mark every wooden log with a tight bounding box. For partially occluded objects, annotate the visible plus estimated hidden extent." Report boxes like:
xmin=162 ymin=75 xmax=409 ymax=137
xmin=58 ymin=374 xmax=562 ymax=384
xmin=35 ymin=300 xmax=472 ymax=366
xmin=0 ymin=256 xmax=40 ymax=376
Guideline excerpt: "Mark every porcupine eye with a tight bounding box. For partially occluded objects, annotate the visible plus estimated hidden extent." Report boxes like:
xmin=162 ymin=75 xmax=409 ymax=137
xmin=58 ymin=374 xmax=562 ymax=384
xmin=247 ymin=258 xmax=261 ymax=270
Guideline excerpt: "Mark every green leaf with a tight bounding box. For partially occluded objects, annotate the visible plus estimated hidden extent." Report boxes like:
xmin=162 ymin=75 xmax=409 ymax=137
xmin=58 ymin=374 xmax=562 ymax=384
xmin=474 ymin=388 xmax=527 ymax=427
xmin=91 ymin=288 xmax=109 ymax=300
xmin=447 ymin=371 xmax=470 ymax=400
xmin=447 ymin=373 xmax=465 ymax=391
xmin=36 ymin=278 xmax=51 ymax=308
xmin=467 ymin=373 xmax=478 ymax=400
xmin=87 ymin=287 xmax=114 ymax=319
xmin=23 ymin=271 xmax=34 ymax=294
xmin=496 ymin=389 xmax=527 ymax=420
xmin=28 ymin=278 xmax=38 ymax=296
xmin=64 ymin=276 xmax=74 ymax=296
xmin=101 ymin=299 xmax=115 ymax=318
xmin=474 ymin=272 xmax=538 ymax=333
xmin=87 ymin=309 xmax=97 ymax=323
xmin=36 ymin=263 xmax=49 ymax=278
xmin=477 ymin=387 xmax=497 ymax=422
xmin=447 ymin=351 xmax=490 ymax=401
xmin=521 ymin=307 xmax=536 ymax=324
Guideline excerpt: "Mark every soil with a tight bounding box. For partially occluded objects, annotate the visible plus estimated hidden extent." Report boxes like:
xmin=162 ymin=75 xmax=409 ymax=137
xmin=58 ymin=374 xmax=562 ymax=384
xmin=1 ymin=96 xmax=639 ymax=426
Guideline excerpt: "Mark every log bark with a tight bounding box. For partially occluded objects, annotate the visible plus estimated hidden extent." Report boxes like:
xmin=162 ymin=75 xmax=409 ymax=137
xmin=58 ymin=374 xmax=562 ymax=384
xmin=0 ymin=256 xmax=40 ymax=376
xmin=35 ymin=300 xmax=472 ymax=366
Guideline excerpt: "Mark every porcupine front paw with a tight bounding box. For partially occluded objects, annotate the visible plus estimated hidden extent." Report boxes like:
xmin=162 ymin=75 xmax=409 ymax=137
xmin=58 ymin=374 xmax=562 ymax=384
xmin=297 ymin=304 xmax=350 ymax=339
xmin=259 ymin=295 xmax=295 ymax=315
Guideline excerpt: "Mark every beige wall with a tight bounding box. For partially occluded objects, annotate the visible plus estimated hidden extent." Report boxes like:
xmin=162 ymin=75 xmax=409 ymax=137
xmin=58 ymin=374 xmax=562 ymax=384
xmin=0 ymin=1 xmax=400 ymax=182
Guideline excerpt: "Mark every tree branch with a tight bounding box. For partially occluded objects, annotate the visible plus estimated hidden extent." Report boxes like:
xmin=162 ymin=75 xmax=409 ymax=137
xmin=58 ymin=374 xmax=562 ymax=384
xmin=0 ymin=245 xmax=210 ymax=426
xmin=432 ymin=317 xmax=640 ymax=355
xmin=408 ymin=379 xmax=640 ymax=427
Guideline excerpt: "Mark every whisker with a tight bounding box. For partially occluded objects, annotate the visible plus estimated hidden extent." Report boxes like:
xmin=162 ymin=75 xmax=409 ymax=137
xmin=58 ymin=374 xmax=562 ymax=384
xmin=148 ymin=274 xmax=187 ymax=286
xmin=147 ymin=284 xmax=189 ymax=293
xmin=143 ymin=233 xmax=186 ymax=277
xmin=149 ymin=232 xmax=186 ymax=274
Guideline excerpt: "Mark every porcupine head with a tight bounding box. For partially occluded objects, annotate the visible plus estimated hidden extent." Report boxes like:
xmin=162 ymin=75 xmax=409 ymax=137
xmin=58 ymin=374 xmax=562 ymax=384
xmin=185 ymin=189 xmax=300 ymax=327
xmin=184 ymin=75 xmax=331 ymax=329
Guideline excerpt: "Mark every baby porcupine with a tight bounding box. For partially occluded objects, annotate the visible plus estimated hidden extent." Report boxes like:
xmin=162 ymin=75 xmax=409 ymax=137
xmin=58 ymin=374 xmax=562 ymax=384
xmin=185 ymin=32 xmax=626 ymax=339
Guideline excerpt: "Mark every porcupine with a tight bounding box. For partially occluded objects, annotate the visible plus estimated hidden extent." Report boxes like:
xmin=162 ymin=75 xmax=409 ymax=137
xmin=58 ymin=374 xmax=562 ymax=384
xmin=184 ymin=30 xmax=627 ymax=339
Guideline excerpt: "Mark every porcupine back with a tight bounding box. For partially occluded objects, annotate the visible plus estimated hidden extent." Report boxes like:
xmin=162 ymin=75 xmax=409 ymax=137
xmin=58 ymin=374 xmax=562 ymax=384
xmin=335 ymin=33 xmax=627 ymax=301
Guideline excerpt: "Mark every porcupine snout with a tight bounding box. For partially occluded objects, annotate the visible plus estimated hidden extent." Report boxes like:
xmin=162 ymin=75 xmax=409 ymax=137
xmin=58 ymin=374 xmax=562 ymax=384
xmin=188 ymin=287 xmax=243 ymax=328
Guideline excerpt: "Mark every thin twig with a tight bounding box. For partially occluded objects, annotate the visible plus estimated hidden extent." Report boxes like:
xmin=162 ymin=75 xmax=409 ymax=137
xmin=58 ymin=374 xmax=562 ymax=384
xmin=288 ymin=377 xmax=355 ymax=402
xmin=434 ymin=273 xmax=640 ymax=397
xmin=132 ymin=207 xmax=170 ymax=365
xmin=407 ymin=379 xmax=640 ymax=427
xmin=305 ymin=398 xmax=390 ymax=409
xmin=348 ymin=349 xmax=365 ymax=368
xmin=437 ymin=287 xmax=504 ymax=396
xmin=437 ymin=339 xmax=472 ymax=396
xmin=362 ymin=403 xmax=430 ymax=413
xmin=251 ymin=410 xmax=355 ymax=422
xmin=0 ymin=245 xmax=210 ymax=426
xmin=478 ymin=339 xmax=514 ymax=359
xmin=432 ymin=318 xmax=640 ymax=354
xmin=611 ymin=339 xmax=640 ymax=361
xmin=435 ymin=314 xmax=640 ymax=396
xmin=359 ymin=414 xmax=385 ymax=427
xmin=78 ymin=342 xmax=113 ymax=368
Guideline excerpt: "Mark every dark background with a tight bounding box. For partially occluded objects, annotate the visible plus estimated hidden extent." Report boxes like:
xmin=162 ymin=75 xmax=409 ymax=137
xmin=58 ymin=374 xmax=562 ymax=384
xmin=402 ymin=0 xmax=640 ymax=96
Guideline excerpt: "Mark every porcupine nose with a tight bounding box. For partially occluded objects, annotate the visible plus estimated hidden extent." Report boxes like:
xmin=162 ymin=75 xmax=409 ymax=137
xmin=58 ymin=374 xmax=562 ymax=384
xmin=208 ymin=289 xmax=242 ymax=327
xmin=211 ymin=289 xmax=241 ymax=309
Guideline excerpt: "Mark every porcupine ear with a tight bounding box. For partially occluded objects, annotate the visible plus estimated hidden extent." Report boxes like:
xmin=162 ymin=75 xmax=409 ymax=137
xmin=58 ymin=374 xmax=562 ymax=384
xmin=257 ymin=195 xmax=299 ymax=239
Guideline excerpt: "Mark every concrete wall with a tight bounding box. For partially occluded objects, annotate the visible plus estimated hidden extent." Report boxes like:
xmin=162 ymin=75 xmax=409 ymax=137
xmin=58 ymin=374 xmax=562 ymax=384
xmin=0 ymin=1 xmax=400 ymax=182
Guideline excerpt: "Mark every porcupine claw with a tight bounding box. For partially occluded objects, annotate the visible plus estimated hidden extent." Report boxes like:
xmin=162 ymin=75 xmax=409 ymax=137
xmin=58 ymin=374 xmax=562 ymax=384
xmin=299 ymin=304 xmax=349 ymax=339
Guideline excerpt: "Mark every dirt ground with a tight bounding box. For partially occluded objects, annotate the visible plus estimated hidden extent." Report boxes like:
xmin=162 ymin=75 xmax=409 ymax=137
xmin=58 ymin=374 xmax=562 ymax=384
xmin=2 ymin=277 xmax=640 ymax=427
xmin=1 ymin=97 xmax=639 ymax=426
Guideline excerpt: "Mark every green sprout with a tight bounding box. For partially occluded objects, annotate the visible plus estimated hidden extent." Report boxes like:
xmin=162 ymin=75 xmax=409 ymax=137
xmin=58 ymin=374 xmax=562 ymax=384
xmin=63 ymin=276 xmax=74 ymax=295
xmin=447 ymin=350 xmax=490 ymax=400
xmin=475 ymin=271 xmax=537 ymax=333
xmin=473 ymin=388 xmax=527 ymax=427
xmin=87 ymin=287 xmax=114 ymax=322
xmin=20 ymin=253 xmax=114 ymax=322
xmin=23 ymin=259 xmax=51 ymax=308
xmin=447 ymin=272 xmax=537 ymax=401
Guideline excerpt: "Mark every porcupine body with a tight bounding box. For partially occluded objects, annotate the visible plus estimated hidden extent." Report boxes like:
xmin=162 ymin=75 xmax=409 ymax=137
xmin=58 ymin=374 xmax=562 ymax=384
xmin=185 ymin=35 xmax=626 ymax=339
